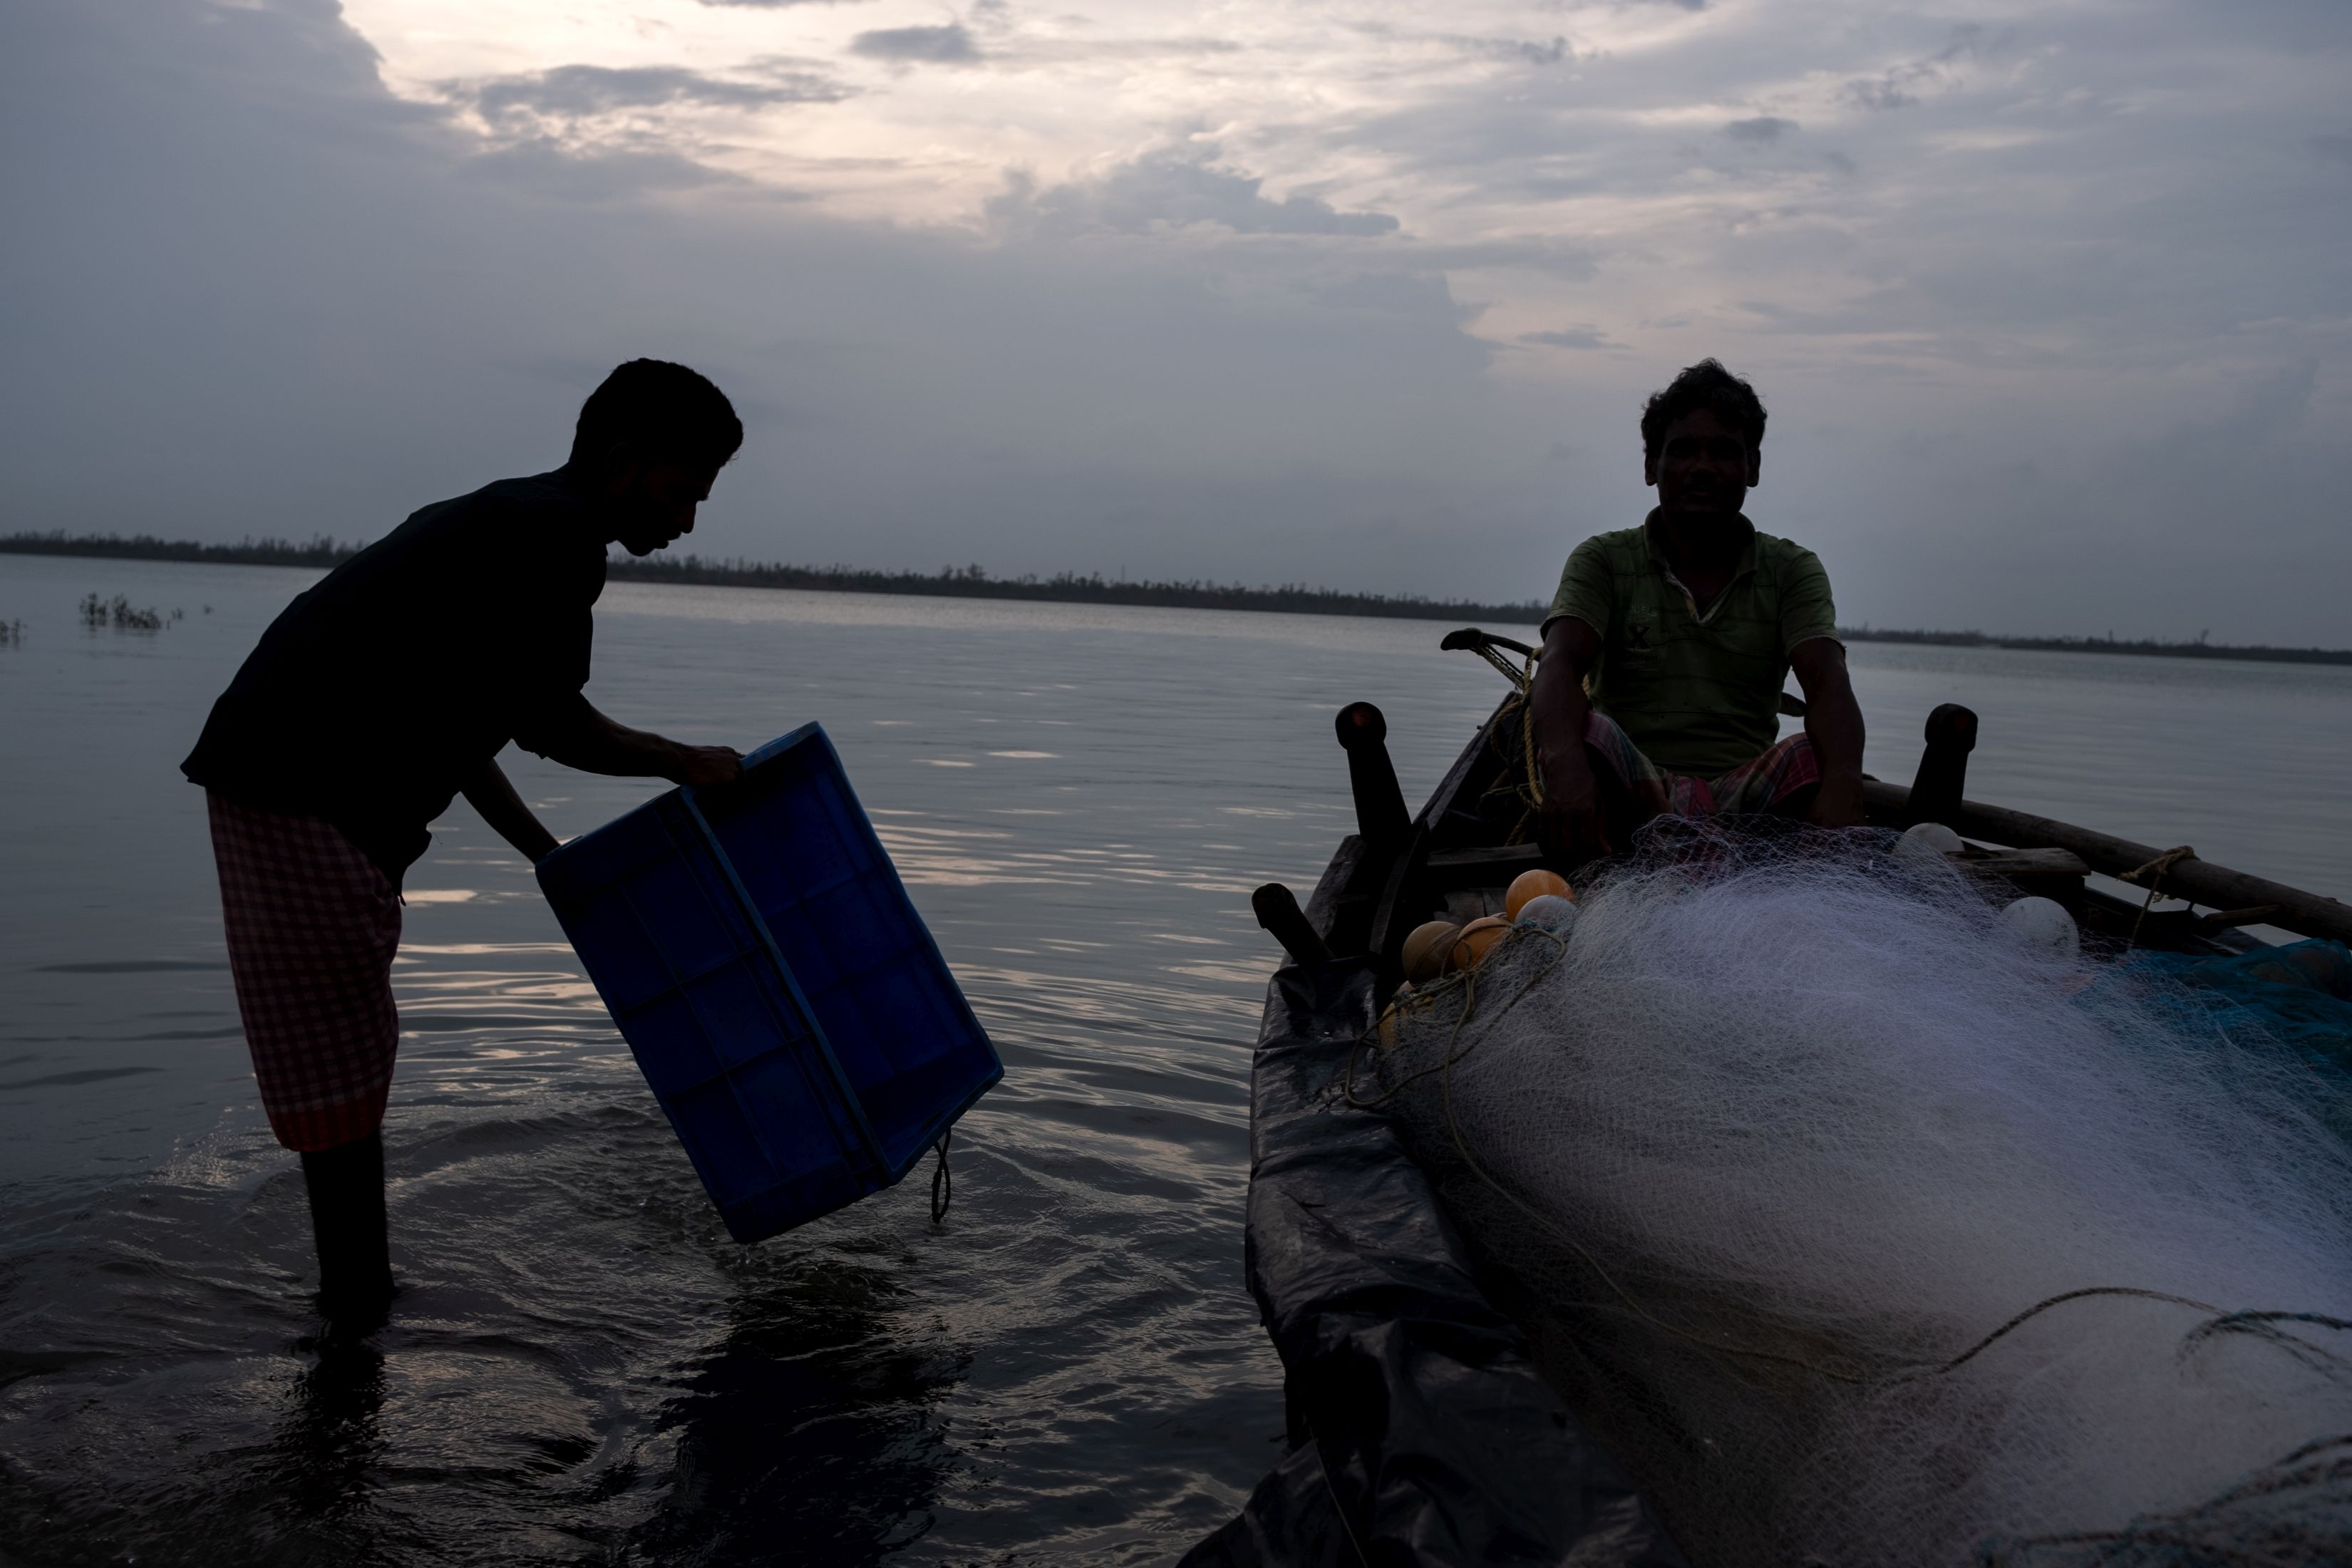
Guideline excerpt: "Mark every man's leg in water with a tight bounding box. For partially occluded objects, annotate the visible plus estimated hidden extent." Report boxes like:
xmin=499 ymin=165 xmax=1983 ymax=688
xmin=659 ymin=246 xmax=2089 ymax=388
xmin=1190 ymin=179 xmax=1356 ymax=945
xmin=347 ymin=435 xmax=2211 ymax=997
xmin=301 ymin=1132 xmax=391 ymax=1319
xmin=208 ymin=793 xmax=401 ymax=1319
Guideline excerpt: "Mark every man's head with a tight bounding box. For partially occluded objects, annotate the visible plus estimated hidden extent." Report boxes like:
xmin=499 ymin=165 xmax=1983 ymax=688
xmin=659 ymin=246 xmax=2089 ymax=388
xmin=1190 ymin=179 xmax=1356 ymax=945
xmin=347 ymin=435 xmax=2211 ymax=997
xmin=1639 ymin=359 xmax=1766 ymax=525
xmin=570 ymin=359 xmax=743 ymax=556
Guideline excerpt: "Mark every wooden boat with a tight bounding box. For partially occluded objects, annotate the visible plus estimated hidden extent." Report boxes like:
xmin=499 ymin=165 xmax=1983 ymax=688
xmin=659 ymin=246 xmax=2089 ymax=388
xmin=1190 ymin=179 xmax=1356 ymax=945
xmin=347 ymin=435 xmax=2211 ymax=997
xmin=1181 ymin=631 xmax=2352 ymax=1568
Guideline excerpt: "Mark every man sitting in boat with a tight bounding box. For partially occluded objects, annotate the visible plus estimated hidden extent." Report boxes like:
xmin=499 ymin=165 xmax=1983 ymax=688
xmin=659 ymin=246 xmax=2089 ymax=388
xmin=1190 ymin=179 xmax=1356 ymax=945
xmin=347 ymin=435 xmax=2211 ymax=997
xmin=1530 ymin=359 xmax=1867 ymax=866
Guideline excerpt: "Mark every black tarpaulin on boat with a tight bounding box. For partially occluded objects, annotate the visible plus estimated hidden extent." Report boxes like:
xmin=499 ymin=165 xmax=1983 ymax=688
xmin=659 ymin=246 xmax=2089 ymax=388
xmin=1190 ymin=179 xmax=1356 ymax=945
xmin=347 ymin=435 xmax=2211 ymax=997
xmin=1180 ymin=958 xmax=1686 ymax=1568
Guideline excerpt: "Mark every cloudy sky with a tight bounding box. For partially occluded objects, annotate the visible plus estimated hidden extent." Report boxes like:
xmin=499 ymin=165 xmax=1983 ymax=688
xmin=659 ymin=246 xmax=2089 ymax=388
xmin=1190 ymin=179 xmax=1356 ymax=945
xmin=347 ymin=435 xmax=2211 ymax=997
xmin=4 ymin=0 xmax=2347 ymax=641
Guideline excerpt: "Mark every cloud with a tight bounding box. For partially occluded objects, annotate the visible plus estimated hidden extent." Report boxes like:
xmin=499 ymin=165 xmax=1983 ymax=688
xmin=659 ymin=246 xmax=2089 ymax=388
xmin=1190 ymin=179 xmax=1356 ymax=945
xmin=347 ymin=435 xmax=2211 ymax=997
xmin=1521 ymin=326 xmax=1618 ymax=350
xmin=848 ymin=24 xmax=981 ymax=64
xmin=1 ymin=0 xmax=1539 ymax=614
xmin=9 ymin=0 xmax=2352 ymax=641
xmin=1398 ymin=239 xmax=1597 ymax=280
xmin=696 ymin=0 xmax=870 ymax=6
xmin=994 ymin=35 xmax=1243 ymax=65
xmin=988 ymin=149 xmax=1401 ymax=238
xmin=1438 ymin=33 xmax=1577 ymax=67
xmin=1723 ymin=116 xmax=1797 ymax=143
xmin=458 ymin=63 xmax=852 ymax=122
xmin=1843 ymin=80 xmax=1917 ymax=112
xmin=1842 ymin=26 xmax=1989 ymax=113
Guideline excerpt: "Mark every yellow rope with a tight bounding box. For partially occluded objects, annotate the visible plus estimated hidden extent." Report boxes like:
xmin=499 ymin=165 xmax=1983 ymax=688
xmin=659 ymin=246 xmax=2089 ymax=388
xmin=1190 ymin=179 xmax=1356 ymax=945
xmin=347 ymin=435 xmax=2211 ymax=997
xmin=1519 ymin=648 xmax=1544 ymax=809
xmin=2124 ymin=845 xmax=2197 ymax=950
xmin=1474 ymin=648 xmax=1549 ymax=843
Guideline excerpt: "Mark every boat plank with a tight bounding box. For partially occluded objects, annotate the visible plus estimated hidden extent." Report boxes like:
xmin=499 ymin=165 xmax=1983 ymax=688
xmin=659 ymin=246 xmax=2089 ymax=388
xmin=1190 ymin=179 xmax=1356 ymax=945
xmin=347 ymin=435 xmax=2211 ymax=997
xmin=1958 ymin=846 xmax=2089 ymax=878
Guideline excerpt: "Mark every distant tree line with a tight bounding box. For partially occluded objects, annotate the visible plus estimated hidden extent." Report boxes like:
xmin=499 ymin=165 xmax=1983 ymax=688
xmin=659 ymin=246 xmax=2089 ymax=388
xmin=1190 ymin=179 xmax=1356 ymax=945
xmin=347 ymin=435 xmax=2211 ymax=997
xmin=4 ymin=531 xmax=2346 ymax=665
xmin=1834 ymin=626 xmax=2352 ymax=666
xmin=0 ymin=532 xmax=1550 ymax=624
xmin=606 ymin=554 xmax=1552 ymax=624
xmin=0 ymin=530 xmax=357 ymax=569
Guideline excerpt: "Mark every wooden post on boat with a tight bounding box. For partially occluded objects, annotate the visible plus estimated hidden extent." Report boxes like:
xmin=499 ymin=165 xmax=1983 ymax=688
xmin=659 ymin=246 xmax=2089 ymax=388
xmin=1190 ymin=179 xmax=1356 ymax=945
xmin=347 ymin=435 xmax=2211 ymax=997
xmin=1253 ymin=882 xmax=1336 ymax=968
xmin=1334 ymin=702 xmax=1412 ymax=847
xmin=1904 ymin=703 xmax=1978 ymax=827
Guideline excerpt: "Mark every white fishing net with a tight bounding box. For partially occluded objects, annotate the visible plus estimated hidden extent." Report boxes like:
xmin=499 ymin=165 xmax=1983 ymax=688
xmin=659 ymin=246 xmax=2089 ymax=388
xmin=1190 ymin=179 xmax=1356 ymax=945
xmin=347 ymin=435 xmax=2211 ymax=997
xmin=1359 ymin=821 xmax=2352 ymax=1567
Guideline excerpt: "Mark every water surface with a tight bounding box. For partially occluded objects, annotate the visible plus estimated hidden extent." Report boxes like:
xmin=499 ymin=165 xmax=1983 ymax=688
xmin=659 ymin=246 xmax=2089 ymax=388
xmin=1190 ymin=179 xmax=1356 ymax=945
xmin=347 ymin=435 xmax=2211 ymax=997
xmin=1 ymin=554 xmax=2346 ymax=1564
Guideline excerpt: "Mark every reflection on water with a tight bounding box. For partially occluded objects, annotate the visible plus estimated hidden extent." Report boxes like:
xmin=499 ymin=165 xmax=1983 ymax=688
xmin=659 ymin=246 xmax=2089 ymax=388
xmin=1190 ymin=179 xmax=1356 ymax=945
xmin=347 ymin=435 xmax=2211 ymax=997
xmin=630 ymin=1255 xmax=965 ymax=1567
xmin=3 ymin=554 xmax=2349 ymax=1564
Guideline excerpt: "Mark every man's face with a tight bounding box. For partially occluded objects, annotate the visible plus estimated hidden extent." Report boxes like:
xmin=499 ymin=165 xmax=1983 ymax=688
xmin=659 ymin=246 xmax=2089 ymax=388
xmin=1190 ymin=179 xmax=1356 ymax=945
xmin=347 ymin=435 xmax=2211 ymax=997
xmin=1645 ymin=406 xmax=1760 ymax=522
xmin=611 ymin=460 xmax=720 ymax=557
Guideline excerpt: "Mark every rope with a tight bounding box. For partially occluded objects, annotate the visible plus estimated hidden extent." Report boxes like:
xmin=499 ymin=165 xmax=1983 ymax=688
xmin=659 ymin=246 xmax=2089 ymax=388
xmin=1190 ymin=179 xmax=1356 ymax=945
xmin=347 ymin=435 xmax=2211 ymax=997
xmin=2121 ymin=845 xmax=2200 ymax=887
xmin=929 ymin=1128 xmax=954 ymax=1224
xmin=1472 ymin=647 xmax=1548 ymax=843
xmin=1445 ymin=634 xmax=1550 ymax=843
xmin=1343 ymin=923 xmax=1569 ymax=1112
xmin=2124 ymin=845 xmax=2198 ymax=950
xmin=1519 ymin=649 xmax=1544 ymax=810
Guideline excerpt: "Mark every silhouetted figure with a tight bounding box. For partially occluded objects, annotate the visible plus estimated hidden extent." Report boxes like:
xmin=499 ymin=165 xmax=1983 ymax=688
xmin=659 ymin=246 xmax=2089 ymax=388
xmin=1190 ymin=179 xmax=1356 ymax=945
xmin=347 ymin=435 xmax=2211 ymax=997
xmin=183 ymin=359 xmax=748 ymax=1321
xmin=1528 ymin=359 xmax=1869 ymax=867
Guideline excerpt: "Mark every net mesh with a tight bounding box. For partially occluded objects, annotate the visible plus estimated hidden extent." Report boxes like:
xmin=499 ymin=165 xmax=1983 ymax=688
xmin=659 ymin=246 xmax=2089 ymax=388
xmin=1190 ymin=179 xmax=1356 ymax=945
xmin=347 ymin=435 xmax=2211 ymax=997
xmin=1357 ymin=819 xmax=2352 ymax=1567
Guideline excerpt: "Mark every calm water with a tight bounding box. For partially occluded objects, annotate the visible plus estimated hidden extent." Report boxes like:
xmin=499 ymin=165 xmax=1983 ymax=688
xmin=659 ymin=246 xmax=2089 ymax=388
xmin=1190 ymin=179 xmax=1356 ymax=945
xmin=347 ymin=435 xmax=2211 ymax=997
xmin=1 ymin=553 xmax=2347 ymax=1566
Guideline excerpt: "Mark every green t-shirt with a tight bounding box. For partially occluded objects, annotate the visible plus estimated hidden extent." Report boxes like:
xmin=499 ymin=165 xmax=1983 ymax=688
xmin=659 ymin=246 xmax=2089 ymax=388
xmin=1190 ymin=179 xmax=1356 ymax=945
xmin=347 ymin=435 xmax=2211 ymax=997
xmin=1544 ymin=512 xmax=1839 ymax=777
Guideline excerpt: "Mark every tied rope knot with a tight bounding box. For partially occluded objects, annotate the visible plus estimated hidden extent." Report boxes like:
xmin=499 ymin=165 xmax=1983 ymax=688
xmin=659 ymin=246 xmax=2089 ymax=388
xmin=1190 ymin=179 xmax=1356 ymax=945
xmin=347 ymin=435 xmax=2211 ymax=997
xmin=2123 ymin=845 xmax=2198 ymax=950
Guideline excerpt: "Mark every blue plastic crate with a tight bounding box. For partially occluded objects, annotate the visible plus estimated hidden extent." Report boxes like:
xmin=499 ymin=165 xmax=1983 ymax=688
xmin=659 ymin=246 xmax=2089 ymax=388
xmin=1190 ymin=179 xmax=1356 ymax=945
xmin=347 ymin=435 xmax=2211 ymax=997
xmin=535 ymin=723 xmax=1002 ymax=1242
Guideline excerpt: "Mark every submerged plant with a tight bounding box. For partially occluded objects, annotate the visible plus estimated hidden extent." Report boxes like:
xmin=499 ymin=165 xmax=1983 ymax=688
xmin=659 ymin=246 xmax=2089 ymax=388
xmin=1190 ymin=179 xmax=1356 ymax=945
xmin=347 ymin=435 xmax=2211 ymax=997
xmin=79 ymin=592 xmax=165 ymax=632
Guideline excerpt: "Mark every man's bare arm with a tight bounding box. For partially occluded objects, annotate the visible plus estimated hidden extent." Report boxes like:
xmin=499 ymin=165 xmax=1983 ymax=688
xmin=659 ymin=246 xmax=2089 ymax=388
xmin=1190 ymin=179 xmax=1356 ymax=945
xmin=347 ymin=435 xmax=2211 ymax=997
xmin=1789 ymin=636 xmax=1866 ymax=828
xmin=462 ymin=758 xmax=562 ymax=864
xmin=1530 ymin=616 xmax=1611 ymax=865
xmin=522 ymin=699 xmax=744 ymax=787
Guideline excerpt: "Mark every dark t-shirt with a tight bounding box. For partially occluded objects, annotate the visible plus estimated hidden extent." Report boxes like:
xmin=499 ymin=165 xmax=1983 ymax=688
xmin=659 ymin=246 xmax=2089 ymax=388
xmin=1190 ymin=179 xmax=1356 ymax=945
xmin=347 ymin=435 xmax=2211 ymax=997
xmin=182 ymin=468 xmax=612 ymax=881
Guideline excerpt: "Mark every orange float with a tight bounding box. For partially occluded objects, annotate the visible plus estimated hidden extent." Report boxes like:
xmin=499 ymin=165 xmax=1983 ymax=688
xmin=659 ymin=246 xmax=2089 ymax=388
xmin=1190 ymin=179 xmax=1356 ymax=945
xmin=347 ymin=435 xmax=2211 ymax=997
xmin=1448 ymin=915 xmax=1511 ymax=971
xmin=1401 ymin=920 xmax=1461 ymax=984
xmin=1505 ymin=868 xmax=1574 ymax=922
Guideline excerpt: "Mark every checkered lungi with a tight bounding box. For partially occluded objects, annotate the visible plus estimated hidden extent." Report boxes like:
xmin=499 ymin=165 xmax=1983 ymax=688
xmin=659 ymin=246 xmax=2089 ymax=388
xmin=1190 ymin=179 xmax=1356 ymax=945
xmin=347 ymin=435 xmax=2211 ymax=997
xmin=1583 ymin=712 xmax=1821 ymax=819
xmin=206 ymin=793 xmax=401 ymax=1152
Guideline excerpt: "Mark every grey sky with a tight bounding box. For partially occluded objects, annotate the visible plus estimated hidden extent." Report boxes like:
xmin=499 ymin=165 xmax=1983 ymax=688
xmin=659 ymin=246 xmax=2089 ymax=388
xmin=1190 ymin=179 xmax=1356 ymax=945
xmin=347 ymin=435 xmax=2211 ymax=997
xmin=2 ymin=0 xmax=2347 ymax=641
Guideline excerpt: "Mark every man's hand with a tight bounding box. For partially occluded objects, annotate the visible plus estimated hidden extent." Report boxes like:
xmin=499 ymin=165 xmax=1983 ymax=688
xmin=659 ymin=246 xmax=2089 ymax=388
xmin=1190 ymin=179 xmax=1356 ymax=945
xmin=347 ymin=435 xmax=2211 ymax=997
xmin=1529 ymin=615 xmax=1611 ymax=867
xmin=525 ymin=699 xmax=748 ymax=789
xmin=666 ymin=742 xmax=745 ymax=788
xmin=1807 ymin=772 xmax=1867 ymax=830
xmin=1537 ymin=751 xmax=1614 ymax=867
xmin=463 ymin=759 xmax=563 ymax=865
xmin=1790 ymin=636 xmax=1867 ymax=831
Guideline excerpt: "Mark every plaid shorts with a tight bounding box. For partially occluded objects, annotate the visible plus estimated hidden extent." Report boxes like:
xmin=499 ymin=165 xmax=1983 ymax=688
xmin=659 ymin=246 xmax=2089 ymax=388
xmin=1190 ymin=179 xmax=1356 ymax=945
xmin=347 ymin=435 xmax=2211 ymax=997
xmin=1583 ymin=713 xmax=1822 ymax=819
xmin=207 ymin=793 xmax=401 ymax=1152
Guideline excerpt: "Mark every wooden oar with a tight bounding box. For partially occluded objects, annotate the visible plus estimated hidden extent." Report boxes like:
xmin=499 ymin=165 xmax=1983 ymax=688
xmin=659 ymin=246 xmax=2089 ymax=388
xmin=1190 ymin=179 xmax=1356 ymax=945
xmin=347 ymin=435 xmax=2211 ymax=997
xmin=1861 ymin=781 xmax=2352 ymax=947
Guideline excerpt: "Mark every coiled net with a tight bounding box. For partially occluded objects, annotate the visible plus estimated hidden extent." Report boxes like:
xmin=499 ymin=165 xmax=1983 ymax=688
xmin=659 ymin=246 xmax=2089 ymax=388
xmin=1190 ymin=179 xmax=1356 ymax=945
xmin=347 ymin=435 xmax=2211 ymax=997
xmin=1358 ymin=821 xmax=2352 ymax=1567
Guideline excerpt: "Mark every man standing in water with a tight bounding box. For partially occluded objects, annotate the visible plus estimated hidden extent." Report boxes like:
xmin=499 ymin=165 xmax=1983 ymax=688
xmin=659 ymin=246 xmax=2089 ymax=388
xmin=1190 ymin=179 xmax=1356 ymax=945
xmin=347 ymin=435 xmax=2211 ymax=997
xmin=183 ymin=359 xmax=746 ymax=1320
xmin=1532 ymin=359 xmax=1867 ymax=866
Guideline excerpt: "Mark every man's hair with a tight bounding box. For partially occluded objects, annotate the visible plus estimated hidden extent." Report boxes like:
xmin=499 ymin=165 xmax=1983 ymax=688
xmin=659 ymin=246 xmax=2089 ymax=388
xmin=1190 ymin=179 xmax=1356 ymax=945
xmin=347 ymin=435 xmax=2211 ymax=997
xmin=570 ymin=359 xmax=743 ymax=471
xmin=1639 ymin=359 xmax=1767 ymax=463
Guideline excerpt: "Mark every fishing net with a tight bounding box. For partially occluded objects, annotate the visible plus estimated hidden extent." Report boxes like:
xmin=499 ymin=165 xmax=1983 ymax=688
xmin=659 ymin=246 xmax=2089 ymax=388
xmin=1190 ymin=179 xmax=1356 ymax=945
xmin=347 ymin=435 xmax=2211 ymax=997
xmin=1356 ymin=820 xmax=2352 ymax=1567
